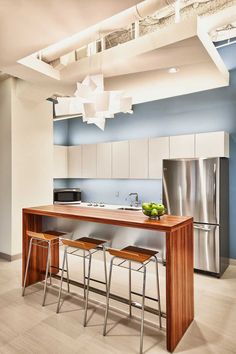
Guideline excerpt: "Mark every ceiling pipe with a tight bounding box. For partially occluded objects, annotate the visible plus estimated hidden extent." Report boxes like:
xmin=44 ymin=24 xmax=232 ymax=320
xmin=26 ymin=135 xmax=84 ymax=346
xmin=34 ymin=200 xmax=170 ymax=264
xmin=212 ymin=26 xmax=236 ymax=42
xmin=200 ymin=5 xmax=236 ymax=35
xmin=41 ymin=0 xmax=175 ymax=63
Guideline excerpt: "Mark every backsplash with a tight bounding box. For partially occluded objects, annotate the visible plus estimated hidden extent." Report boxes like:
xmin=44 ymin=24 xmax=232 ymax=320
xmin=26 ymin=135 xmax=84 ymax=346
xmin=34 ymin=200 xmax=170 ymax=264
xmin=68 ymin=178 xmax=162 ymax=205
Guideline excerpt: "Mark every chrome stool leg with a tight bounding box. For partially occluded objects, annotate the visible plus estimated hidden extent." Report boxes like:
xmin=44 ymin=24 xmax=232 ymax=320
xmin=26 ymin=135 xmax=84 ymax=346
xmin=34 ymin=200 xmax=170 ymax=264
xmin=83 ymin=251 xmax=92 ymax=327
xmin=56 ymin=247 xmax=67 ymax=313
xmin=49 ymin=244 xmax=52 ymax=286
xmin=154 ymin=256 xmax=162 ymax=328
xmin=102 ymin=245 xmax=108 ymax=292
xmin=129 ymin=260 xmax=132 ymax=317
xmin=140 ymin=265 xmax=147 ymax=354
xmin=42 ymin=241 xmax=51 ymax=306
xmin=103 ymin=257 xmax=115 ymax=336
xmin=83 ymin=250 xmax=86 ymax=299
xmin=65 ymin=250 xmax=70 ymax=293
xmin=22 ymin=238 xmax=33 ymax=296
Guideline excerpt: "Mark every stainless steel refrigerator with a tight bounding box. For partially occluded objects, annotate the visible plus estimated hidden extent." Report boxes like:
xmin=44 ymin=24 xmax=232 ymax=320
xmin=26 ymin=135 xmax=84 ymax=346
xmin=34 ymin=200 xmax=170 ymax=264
xmin=163 ymin=157 xmax=229 ymax=277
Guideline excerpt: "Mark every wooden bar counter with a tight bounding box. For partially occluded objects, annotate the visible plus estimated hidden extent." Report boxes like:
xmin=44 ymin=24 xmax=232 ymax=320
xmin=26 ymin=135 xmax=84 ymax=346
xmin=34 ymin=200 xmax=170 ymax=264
xmin=22 ymin=205 xmax=194 ymax=352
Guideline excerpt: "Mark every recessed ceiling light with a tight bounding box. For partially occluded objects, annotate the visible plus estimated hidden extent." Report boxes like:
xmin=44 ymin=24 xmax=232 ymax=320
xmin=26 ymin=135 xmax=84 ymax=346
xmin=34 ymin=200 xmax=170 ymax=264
xmin=168 ymin=67 xmax=180 ymax=74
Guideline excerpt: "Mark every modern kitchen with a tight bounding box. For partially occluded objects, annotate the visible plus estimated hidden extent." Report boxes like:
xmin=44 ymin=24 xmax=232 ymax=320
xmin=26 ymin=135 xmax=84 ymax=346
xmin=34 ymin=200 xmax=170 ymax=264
xmin=0 ymin=1 xmax=236 ymax=354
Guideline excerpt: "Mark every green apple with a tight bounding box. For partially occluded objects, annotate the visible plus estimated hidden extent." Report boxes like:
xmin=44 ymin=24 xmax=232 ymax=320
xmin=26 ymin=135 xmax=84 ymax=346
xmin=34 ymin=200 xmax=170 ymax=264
xmin=151 ymin=203 xmax=159 ymax=209
xmin=156 ymin=204 xmax=165 ymax=212
xmin=151 ymin=208 xmax=158 ymax=217
xmin=142 ymin=202 xmax=153 ymax=212
xmin=143 ymin=210 xmax=151 ymax=216
xmin=142 ymin=202 xmax=149 ymax=209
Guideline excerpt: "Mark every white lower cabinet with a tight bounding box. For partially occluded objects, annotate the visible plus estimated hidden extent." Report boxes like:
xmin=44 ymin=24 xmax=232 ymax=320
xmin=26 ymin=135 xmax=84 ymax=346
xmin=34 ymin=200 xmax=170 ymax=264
xmin=82 ymin=144 xmax=97 ymax=178
xmin=53 ymin=145 xmax=68 ymax=178
xmin=170 ymin=134 xmax=195 ymax=158
xmin=68 ymin=146 xmax=82 ymax=178
xmin=112 ymin=141 xmax=129 ymax=178
xmin=195 ymin=131 xmax=229 ymax=158
xmin=130 ymin=139 xmax=148 ymax=179
xmin=149 ymin=137 xmax=170 ymax=179
xmin=97 ymin=142 xmax=112 ymax=178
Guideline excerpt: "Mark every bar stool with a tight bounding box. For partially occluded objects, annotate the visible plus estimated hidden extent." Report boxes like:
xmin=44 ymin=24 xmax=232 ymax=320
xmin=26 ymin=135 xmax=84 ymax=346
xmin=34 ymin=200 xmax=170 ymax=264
xmin=22 ymin=230 xmax=66 ymax=306
xmin=57 ymin=237 xmax=108 ymax=327
xmin=103 ymin=246 xmax=162 ymax=354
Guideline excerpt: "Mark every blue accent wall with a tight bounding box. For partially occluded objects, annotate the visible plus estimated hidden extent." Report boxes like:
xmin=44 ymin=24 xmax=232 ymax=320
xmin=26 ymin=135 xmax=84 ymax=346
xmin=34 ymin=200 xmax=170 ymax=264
xmin=216 ymin=38 xmax=236 ymax=71
xmin=54 ymin=57 xmax=236 ymax=258
xmin=53 ymin=119 xmax=69 ymax=145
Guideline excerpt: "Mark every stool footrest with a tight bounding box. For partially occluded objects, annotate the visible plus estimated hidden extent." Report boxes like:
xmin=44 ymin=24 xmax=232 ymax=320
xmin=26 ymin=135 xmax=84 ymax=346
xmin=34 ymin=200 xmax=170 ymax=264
xmin=52 ymin=273 xmax=166 ymax=319
xmin=131 ymin=291 xmax=160 ymax=303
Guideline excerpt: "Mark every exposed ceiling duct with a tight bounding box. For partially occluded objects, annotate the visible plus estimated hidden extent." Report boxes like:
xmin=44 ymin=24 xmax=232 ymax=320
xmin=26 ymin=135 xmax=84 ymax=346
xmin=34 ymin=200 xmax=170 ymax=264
xmin=41 ymin=0 xmax=175 ymax=63
xmin=137 ymin=1 xmax=236 ymax=41
xmin=39 ymin=0 xmax=236 ymax=70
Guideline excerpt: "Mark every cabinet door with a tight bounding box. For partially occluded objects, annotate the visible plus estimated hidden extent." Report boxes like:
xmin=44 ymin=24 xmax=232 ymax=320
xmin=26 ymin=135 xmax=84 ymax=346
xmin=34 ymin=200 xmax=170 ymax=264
xmin=170 ymin=134 xmax=195 ymax=158
xmin=195 ymin=131 xmax=229 ymax=158
xmin=112 ymin=141 xmax=129 ymax=178
xmin=53 ymin=145 xmax=68 ymax=178
xmin=97 ymin=142 xmax=112 ymax=178
xmin=149 ymin=137 xmax=169 ymax=179
xmin=130 ymin=139 xmax=148 ymax=179
xmin=82 ymin=144 xmax=97 ymax=178
xmin=68 ymin=146 xmax=82 ymax=178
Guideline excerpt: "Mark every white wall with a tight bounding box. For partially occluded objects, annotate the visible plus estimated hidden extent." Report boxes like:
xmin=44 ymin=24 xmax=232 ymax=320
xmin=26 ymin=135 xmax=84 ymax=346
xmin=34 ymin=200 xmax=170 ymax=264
xmin=0 ymin=77 xmax=54 ymax=257
xmin=0 ymin=79 xmax=12 ymax=255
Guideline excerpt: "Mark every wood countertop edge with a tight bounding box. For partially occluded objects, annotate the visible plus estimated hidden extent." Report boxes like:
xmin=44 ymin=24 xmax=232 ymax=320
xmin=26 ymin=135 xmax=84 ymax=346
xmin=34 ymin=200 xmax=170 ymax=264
xmin=22 ymin=206 xmax=193 ymax=233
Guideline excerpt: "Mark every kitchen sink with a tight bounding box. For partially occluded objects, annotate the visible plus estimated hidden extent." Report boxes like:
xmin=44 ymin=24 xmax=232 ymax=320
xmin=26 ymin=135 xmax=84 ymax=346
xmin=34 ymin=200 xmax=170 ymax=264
xmin=117 ymin=207 xmax=142 ymax=211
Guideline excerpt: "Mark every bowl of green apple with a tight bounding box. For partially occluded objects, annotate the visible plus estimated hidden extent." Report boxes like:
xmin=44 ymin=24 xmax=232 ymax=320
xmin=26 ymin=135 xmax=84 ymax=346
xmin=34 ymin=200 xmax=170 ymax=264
xmin=142 ymin=202 xmax=166 ymax=220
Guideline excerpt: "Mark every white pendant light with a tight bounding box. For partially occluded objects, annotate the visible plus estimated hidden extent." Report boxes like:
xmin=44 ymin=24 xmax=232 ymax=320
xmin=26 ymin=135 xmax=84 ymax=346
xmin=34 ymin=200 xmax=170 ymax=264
xmin=55 ymin=74 xmax=132 ymax=130
xmin=83 ymin=102 xmax=96 ymax=119
xmin=69 ymin=97 xmax=84 ymax=115
xmin=120 ymin=97 xmax=133 ymax=112
xmin=87 ymin=117 xmax=106 ymax=131
xmin=95 ymin=91 xmax=110 ymax=112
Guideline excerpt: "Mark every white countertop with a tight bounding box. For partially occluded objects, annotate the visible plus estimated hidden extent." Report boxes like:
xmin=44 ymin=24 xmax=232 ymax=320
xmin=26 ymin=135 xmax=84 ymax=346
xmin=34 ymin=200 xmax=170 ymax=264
xmin=64 ymin=202 xmax=142 ymax=211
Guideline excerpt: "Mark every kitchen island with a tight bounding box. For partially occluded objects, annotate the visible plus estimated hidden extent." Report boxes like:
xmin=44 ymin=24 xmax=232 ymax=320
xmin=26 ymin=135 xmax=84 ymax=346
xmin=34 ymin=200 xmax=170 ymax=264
xmin=22 ymin=205 xmax=194 ymax=352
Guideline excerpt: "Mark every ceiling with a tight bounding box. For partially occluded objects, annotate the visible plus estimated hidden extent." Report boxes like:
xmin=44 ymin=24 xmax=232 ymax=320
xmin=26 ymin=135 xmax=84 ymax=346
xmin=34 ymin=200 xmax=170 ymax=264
xmin=0 ymin=0 xmax=140 ymax=88
xmin=0 ymin=0 xmax=235 ymax=104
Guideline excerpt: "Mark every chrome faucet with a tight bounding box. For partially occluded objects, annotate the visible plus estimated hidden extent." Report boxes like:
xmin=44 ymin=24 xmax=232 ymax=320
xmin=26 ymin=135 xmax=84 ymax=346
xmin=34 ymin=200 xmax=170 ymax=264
xmin=128 ymin=192 xmax=139 ymax=207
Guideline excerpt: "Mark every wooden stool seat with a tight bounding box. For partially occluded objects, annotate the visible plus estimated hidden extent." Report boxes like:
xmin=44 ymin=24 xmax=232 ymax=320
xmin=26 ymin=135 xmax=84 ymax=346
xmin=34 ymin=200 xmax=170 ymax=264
xmin=62 ymin=237 xmax=106 ymax=251
xmin=27 ymin=230 xmax=65 ymax=241
xmin=108 ymin=246 xmax=157 ymax=263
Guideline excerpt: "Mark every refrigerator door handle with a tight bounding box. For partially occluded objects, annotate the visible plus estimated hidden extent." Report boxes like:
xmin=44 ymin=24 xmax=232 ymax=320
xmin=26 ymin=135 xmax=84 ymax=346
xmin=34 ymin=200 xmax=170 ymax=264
xmin=194 ymin=225 xmax=212 ymax=232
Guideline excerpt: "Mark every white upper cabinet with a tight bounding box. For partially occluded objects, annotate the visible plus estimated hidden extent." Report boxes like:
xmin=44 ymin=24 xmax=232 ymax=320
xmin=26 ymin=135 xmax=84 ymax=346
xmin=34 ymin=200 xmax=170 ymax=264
xmin=170 ymin=134 xmax=195 ymax=158
xmin=68 ymin=146 xmax=82 ymax=178
xmin=53 ymin=130 xmax=229 ymax=180
xmin=97 ymin=142 xmax=112 ymax=178
xmin=195 ymin=131 xmax=229 ymax=158
xmin=149 ymin=137 xmax=170 ymax=179
xmin=82 ymin=144 xmax=97 ymax=178
xmin=112 ymin=141 xmax=129 ymax=178
xmin=130 ymin=139 xmax=148 ymax=179
xmin=53 ymin=145 xmax=68 ymax=178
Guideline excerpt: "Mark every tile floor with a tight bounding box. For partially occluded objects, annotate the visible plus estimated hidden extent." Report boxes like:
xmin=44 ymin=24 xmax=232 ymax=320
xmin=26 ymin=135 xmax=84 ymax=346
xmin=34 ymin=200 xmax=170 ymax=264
xmin=0 ymin=253 xmax=236 ymax=354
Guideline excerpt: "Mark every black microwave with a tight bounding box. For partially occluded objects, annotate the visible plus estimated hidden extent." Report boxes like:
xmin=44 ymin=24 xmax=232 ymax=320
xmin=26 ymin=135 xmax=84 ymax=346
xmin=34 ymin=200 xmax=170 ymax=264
xmin=54 ymin=188 xmax=81 ymax=204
